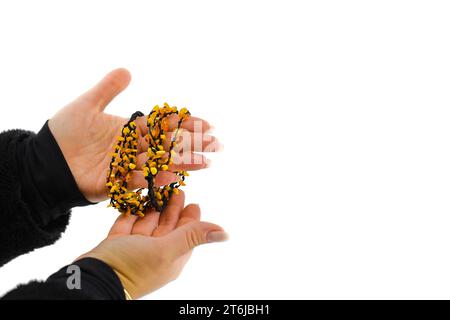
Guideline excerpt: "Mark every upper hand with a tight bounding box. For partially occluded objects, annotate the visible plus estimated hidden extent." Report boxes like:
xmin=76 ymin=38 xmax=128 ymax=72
xmin=48 ymin=69 xmax=221 ymax=203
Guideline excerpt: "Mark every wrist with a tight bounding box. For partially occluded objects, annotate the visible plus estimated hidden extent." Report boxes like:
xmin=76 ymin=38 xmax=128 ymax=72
xmin=112 ymin=268 xmax=136 ymax=300
xmin=77 ymin=251 xmax=137 ymax=300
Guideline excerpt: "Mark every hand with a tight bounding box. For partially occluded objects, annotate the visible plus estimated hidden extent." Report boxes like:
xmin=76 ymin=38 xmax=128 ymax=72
xmin=77 ymin=190 xmax=228 ymax=299
xmin=48 ymin=68 xmax=221 ymax=203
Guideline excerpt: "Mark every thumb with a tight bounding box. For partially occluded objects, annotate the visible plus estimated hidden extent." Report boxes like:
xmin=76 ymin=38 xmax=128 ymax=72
xmin=164 ymin=221 xmax=228 ymax=257
xmin=81 ymin=68 xmax=131 ymax=112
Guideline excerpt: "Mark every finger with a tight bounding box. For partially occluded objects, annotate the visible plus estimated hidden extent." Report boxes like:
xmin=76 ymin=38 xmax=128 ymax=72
xmin=168 ymin=132 xmax=221 ymax=153
xmin=108 ymin=213 xmax=138 ymax=236
xmin=137 ymin=134 xmax=149 ymax=153
xmin=170 ymin=153 xmax=210 ymax=171
xmin=83 ymin=68 xmax=131 ymax=112
xmin=155 ymin=171 xmax=180 ymax=185
xmin=126 ymin=171 xmax=147 ymax=190
xmin=163 ymin=221 xmax=228 ymax=258
xmin=135 ymin=151 xmax=209 ymax=172
xmin=135 ymin=131 xmax=221 ymax=155
xmin=136 ymin=114 xmax=211 ymax=133
xmin=176 ymin=203 xmax=201 ymax=228
xmin=131 ymin=209 xmax=160 ymax=236
xmin=168 ymin=115 xmax=211 ymax=133
xmin=135 ymin=122 xmax=219 ymax=154
xmin=135 ymin=153 xmax=149 ymax=169
xmin=135 ymin=116 xmax=148 ymax=137
xmin=152 ymin=190 xmax=185 ymax=237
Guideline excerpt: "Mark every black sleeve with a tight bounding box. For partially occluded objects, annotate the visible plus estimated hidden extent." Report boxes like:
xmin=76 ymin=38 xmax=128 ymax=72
xmin=1 ymin=258 xmax=125 ymax=300
xmin=0 ymin=121 xmax=93 ymax=267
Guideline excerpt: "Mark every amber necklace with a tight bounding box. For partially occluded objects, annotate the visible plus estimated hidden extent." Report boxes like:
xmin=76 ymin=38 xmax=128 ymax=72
xmin=106 ymin=103 xmax=190 ymax=216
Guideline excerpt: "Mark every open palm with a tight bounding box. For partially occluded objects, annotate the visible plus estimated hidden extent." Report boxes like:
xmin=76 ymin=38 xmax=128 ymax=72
xmin=79 ymin=190 xmax=227 ymax=298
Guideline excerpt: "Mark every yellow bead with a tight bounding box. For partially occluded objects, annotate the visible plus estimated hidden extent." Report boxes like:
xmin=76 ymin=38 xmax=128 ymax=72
xmin=123 ymin=127 xmax=130 ymax=135
xmin=173 ymin=188 xmax=179 ymax=195
xmin=150 ymin=167 xmax=158 ymax=175
xmin=129 ymin=163 xmax=136 ymax=170
xmin=179 ymin=107 xmax=188 ymax=117
xmin=156 ymin=150 xmax=166 ymax=156
xmin=161 ymin=165 xmax=168 ymax=171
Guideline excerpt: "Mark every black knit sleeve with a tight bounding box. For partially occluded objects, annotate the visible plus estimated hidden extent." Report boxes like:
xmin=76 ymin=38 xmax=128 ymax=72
xmin=0 ymin=121 xmax=93 ymax=267
xmin=1 ymin=258 xmax=125 ymax=300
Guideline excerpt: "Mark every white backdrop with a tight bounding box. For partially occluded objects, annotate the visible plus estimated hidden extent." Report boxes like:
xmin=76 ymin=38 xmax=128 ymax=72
xmin=1 ymin=0 xmax=450 ymax=299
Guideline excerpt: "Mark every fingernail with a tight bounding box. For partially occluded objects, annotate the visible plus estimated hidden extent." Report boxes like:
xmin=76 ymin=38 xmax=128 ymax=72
xmin=207 ymin=231 xmax=229 ymax=243
xmin=206 ymin=159 xmax=212 ymax=168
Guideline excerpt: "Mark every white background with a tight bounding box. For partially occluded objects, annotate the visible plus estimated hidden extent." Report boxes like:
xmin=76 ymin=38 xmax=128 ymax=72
xmin=0 ymin=0 xmax=450 ymax=299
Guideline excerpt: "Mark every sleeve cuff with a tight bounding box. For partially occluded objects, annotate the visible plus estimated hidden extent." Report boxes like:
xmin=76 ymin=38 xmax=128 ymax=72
xmin=17 ymin=120 xmax=95 ymax=225
xmin=47 ymin=257 xmax=125 ymax=300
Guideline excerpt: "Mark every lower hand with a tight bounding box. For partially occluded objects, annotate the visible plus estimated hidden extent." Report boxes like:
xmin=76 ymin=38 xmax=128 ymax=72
xmin=77 ymin=190 xmax=228 ymax=299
